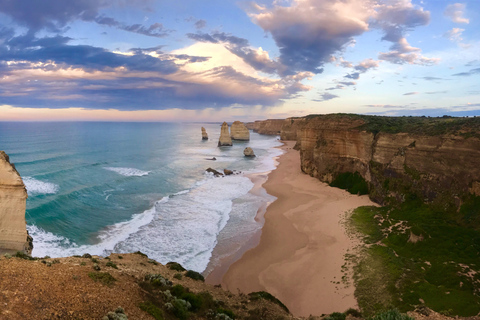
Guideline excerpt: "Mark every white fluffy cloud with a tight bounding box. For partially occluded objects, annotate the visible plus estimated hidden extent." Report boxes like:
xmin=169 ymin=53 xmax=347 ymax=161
xmin=444 ymin=3 xmax=470 ymax=24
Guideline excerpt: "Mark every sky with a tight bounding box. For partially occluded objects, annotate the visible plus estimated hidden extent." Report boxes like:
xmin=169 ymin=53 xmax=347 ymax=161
xmin=0 ymin=0 xmax=479 ymax=122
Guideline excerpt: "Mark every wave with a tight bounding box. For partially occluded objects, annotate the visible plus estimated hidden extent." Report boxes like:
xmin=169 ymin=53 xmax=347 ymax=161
xmin=104 ymin=167 xmax=151 ymax=177
xmin=23 ymin=177 xmax=59 ymax=195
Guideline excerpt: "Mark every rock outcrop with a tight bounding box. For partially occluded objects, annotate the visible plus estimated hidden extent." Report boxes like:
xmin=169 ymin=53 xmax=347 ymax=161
xmin=0 ymin=151 xmax=32 ymax=254
xmin=201 ymin=127 xmax=208 ymax=140
xmin=248 ymin=119 xmax=284 ymax=135
xmin=230 ymin=121 xmax=250 ymax=141
xmin=244 ymin=147 xmax=255 ymax=157
xmin=218 ymin=122 xmax=232 ymax=146
xmin=253 ymin=115 xmax=480 ymax=208
xmin=206 ymin=168 xmax=223 ymax=177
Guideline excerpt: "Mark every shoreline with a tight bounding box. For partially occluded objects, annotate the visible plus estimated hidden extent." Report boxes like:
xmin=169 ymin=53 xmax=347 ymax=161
xmin=218 ymin=141 xmax=377 ymax=317
xmin=205 ymin=146 xmax=284 ymax=284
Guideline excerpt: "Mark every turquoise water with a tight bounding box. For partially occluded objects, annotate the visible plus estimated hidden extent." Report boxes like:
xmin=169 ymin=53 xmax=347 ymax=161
xmin=0 ymin=122 xmax=282 ymax=271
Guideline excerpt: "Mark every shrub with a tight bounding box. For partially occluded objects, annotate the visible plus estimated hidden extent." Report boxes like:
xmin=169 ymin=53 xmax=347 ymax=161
xmin=370 ymin=309 xmax=414 ymax=320
xmin=88 ymin=272 xmax=116 ymax=286
xmin=171 ymin=298 xmax=189 ymax=320
xmin=82 ymin=253 xmax=92 ymax=258
xmin=248 ymin=291 xmax=289 ymax=313
xmin=217 ymin=308 xmax=236 ymax=319
xmin=139 ymin=301 xmax=164 ymax=320
xmin=106 ymin=261 xmax=118 ymax=269
xmin=167 ymin=261 xmax=186 ymax=272
xmin=325 ymin=312 xmax=346 ymax=320
xmin=148 ymin=259 xmax=158 ymax=265
xmin=134 ymin=251 xmax=148 ymax=258
xmin=330 ymin=171 xmax=369 ymax=195
xmin=185 ymin=270 xmax=205 ymax=282
xmin=345 ymin=308 xmax=362 ymax=318
xmin=174 ymin=273 xmax=183 ymax=280
xmin=14 ymin=251 xmax=35 ymax=260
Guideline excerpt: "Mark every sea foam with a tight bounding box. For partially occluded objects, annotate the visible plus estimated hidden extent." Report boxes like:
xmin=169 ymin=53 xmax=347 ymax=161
xmin=23 ymin=177 xmax=59 ymax=195
xmin=104 ymin=167 xmax=150 ymax=177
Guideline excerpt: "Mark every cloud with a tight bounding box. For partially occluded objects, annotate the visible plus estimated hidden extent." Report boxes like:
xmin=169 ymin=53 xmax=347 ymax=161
xmin=444 ymin=27 xmax=465 ymax=42
xmin=425 ymin=91 xmax=447 ymax=94
xmin=195 ymin=19 xmax=206 ymax=29
xmin=422 ymin=76 xmax=447 ymax=81
xmin=248 ymin=0 xmax=372 ymax=75
xmin=313 ymin=92 xmax=339 ymax=102
xmin=0 ymin=0 xmax=171 ymax=38
xmin=403 ymin=92 xmax=419 ymax=95
xmin=444 ymin=3 xmax=469 ymax=24
xmin=344 ymin=58 xmax=379 ymax=80
xmin=374 ymin=0 xmax=438 ymax=66
xmin=452 ymin=68 xmax=480 ymax=77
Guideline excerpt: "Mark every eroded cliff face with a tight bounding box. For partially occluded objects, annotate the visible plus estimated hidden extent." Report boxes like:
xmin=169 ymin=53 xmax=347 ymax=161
xmin=259 ymin=115 xmax=480 ymax=208
xmin=230 ymin=121 xmax=250 ymax=140
xmin=0 ymin=151 xmax=32 ymax=254
xmin=247 ymin=119 xmax=284 ymax=135
xmin=218 ymin=122 xmax=232 ymax=146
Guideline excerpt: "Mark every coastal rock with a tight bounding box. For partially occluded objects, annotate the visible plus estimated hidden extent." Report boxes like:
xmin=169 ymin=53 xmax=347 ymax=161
xmin=230 ymin=121 xmax=250 ymax=141
xmin=206 ymin=168 xmax=223 ymax=177
xmin=201 ymin=127 xmax=208 ymax=140
xmin=249 ymin=119 xmax=284 ymax=135
xmin=218 ymin=122 xmax=232 ymax=146
xmin=0 ymin=151 xmax=31 ymax=254
xmin=224 ymin=169 xmax=233 ymax=175
xmin=244 ymin=147 xmax=255 ymax=157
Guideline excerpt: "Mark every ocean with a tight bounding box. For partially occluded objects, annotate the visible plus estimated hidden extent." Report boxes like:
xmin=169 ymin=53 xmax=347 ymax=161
xmin=0 ymin=122 xmax=282 ymax=272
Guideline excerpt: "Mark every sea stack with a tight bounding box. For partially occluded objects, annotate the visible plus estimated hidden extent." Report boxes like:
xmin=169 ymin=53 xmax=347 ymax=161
xmin=218 ymin=122 xmax=233 ymax=147
xmin=0 ymin=151 xmax=32 ymax=255
xmin=244 ymin=147 xmax=255 ymax=157
xmin=201 ymin=127 xmax=208 ymax=140
xmin=230 ymin=121 xmax=250 ymax=141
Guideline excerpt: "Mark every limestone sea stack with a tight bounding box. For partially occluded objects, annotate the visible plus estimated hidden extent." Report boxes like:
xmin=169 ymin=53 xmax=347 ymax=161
xmin=244 ymin=147 xmax=255 ymax=157
xmin=0 ymin=151 xmax=32 ymax=254
xmin=218 ymin=122 xmax=232 ymax=146
xmin=201 ymin=127 xmax=208 ymax=140
xmin=230 ymin=121 xmax=250 ymax=141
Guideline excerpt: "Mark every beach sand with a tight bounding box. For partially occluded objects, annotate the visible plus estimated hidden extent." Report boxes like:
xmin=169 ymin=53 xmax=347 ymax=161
xmin=220 ymin=141 xmax=377 ymax=317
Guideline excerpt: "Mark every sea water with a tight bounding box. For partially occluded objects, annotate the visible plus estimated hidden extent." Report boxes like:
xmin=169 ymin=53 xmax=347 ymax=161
xmin=0 ymin=122 xmax=282 ymax=272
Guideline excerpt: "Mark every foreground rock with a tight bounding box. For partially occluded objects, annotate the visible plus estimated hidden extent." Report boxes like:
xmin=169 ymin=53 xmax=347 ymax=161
xmin=201 ymin=127 xmax=208 ymax=140
xmin=218 ymin=122 xmax=232 ymax=146
xmin=230 ymin=121 xmax=250 ymax=141
xmin=206 ymin=168 xmax=223 ymax=177
xmin=0 ymin=151 xmax=32 ymax=255
xmin=244 ymin=147 xmax=255 ymax=157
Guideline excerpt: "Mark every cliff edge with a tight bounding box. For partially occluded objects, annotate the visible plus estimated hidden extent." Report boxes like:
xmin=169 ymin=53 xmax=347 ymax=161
xmin=0 ymin=151 xmax=32 ymax=254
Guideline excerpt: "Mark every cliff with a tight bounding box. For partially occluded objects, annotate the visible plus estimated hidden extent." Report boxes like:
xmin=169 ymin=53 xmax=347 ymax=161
xmin=0 ymin=151 xmax=32 ymax=254
xmin=261 ymin=115 xmax=480 ymax=210
xmin=246 ymin=119 xmax=284 ymax=135
xmin=218 ymin=122 xmax=232 ymax=146
xmin=230 ymin=121 xmax=250 ymax=141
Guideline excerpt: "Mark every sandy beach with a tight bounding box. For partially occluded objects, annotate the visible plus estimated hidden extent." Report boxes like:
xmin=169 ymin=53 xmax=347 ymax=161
xmin=220 ymin=141 xmax=377 ymax=317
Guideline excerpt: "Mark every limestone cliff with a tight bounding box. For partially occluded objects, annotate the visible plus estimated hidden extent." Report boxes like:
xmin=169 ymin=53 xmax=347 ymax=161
xmin=0 ymin=151 xmax=32 ymax=254
xmin=258 ymin=115 xmax=480 ymax=208
xmin=230 ymin=121 xmax=250 ymax=141
xmin=201 ymin=127 xmax=208 ymax=140
xmin=218 ymin=122 xmax=232 ymax=146
xmin=248 ymin=119 xmax=284 ymax=135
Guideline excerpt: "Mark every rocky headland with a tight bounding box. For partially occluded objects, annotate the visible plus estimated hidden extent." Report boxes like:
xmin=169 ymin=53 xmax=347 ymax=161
xmin=0 ymin=151 xmax=32 ymax=255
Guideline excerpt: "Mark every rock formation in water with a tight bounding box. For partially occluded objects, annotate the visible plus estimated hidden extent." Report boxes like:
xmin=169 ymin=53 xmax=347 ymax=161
xmin=0 ymin=151 xmax=32 ymax=254
xmin=206 ymin=167 xmax=223 ymax=177
xmin=244 ymin=147 xmax=255 ymax=157
xmin=224 ymin=169 xmax=233 ymax=175
xmin=230 ymin=121 xmax=250 ymax=141
xmin=201 ymin=127 xmax=208 ymax=140
xmin=218 ymin=122 xmax=232 ymax=147
xmin=253 ymin=115 xmax=480 ymax=208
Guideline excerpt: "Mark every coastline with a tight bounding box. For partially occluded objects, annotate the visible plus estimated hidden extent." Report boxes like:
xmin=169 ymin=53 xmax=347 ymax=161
xmin=205 ymin=147 xmax=283 ymax=284
xmin=219 ymin=141 xmax=377 ymax=317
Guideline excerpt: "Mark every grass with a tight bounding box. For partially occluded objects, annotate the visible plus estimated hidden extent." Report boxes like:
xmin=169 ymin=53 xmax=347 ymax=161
xmin=330 ymin=172 xmax=369 ymax=195
xmin=370 ymin=309 xmax=414 ymax=320
xmin=88 ymin=272 xmax=117 ymax=286
xmin=350 ymin=202 xmax=480 ymax=316
xmin=248 ymin=291 xmax=289 ymax=313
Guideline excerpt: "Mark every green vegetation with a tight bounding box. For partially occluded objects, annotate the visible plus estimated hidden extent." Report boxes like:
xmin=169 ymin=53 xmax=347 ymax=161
xmin=13 ymin=251 xmax=36 ymax=260
xmin=185 ymin=270 xmax=205 ymax=282
xmin=139 ymin=301 xmax=164 ymax=320
xmin=350 ymin=202 xmax=480 ymax=316
xmin=330 ymin=172 xmax=369 ymax=195
xmin=134 ymin=251 xmax=148 ymax=258
xmin=88 ymin=272 xmax=117 ymax=286
xmin=248 ymin=291 xmax=289 ymax=313
xmin=167 ymin=261 xmax=186 ymax=272
xmin=324 ymin=312 xmax=346 ymax=320
xmin=106 ymin=261 xmax=118 ymax=269
xmin=370 ymin=309 xmax=414 ymax=320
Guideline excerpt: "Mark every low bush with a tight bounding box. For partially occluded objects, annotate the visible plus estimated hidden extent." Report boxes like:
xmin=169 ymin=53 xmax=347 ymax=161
xmin=167 ymin=261 xmax=186 ymax=272
xmin=185 ymin=270 xmax=205 ymax=282
xmin=139 ymin=301 xmax=164 ymax=320
xmin=88 ymin=272 xmax=116 ymax=286
xmin=248 ymin=291 xmax=289 ymax=313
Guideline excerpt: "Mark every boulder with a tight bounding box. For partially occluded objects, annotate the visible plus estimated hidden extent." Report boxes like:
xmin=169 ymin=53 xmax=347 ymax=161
xmin=218 ymin=122 xmax=232 ymax=146
xmin=206 ymin=168 xmax=223 ymax=177
xmin=201 ymin=127 xmax=208 ymax=140
xmin=244 ymin=147 xmax=256 ymax=157
xmin=230 ymin=121 xmax=250 ymax=141
xmin=0 ymin=151 xmax=32 ymax=255
xmin=224 ymin=169 xmax=234 ymax=175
